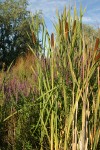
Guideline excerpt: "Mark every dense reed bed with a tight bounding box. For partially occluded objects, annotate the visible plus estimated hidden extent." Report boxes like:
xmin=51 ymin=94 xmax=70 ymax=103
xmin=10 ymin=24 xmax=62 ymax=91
xmin=0 ymin=7 xmax=100 ymax=150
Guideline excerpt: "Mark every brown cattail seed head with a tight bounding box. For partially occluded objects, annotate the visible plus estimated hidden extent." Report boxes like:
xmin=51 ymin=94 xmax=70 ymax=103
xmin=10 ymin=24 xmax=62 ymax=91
xmin=65 ymin=21 xmax=69 ymax=40
xmin=59 ymin=18 xmax=61 ymax=34
xmin=95 ymin=52 xmax=100 ymax=62
xmin=94 ymin=38 xmax=99 ymax=51
xmin=72 ymin=20 xmax=76 ymax=34
xmin=32 ymin=31 xmax=36 ymax=44
xmin=51 ymin=33 xmax=54 ymax=48
xmin=94 ymin=38 xmax=100 ymax=62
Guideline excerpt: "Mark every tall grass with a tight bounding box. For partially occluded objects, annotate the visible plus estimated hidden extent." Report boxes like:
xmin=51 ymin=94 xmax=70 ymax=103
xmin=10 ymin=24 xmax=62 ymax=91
xmin=0 ymin=7 xmax=100 ymax=150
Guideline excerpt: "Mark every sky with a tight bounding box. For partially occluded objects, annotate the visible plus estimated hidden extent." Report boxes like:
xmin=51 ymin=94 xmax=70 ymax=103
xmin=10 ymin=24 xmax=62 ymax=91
xmin=28 ymin=0 xmax=100 ymax=34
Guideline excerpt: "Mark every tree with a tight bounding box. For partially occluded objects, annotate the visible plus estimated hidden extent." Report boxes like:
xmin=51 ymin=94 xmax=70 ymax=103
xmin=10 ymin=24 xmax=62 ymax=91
xmin=0 ymin=0 xmax=42 ymax=69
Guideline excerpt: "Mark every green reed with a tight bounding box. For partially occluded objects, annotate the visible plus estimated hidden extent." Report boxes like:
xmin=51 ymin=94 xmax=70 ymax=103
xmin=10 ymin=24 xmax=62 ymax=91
xmin=30 ymin=7 xmax=100 ymax=150
xmin=0 ymin=6 xmax=100 ymax=150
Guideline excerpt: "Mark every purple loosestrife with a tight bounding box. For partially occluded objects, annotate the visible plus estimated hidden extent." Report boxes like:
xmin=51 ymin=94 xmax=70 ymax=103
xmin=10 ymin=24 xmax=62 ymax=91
xmin=4 ymin=77 xmax=33 ymax=101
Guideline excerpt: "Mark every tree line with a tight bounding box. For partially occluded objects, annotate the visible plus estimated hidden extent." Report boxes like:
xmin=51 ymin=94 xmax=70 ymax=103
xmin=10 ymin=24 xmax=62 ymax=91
xmin=0 ymin=0 xmax=42 ymax=70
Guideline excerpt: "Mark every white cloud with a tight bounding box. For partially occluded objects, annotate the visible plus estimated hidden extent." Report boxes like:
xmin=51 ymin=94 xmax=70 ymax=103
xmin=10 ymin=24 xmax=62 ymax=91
xmin=28 ymin=0 xmax=74 ymax=21
xmin=82 ymin=16 xmax=93 ymax=23
xmin=28 ymin=0 xmax=100 ymax=30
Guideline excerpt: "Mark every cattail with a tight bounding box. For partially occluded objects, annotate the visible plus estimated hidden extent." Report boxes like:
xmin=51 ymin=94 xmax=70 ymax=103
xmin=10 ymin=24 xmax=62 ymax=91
xmin=64 ymin=21 xmax=69 ymax=40
xmin=72 ymin=20 xmax=76 ymax=34
xmin=95 ymin=52 xmax=100 ymax=61
xmin=98 ymin=65 xmax=100 ymax=86
xmin=59 ymin=18 xmax=61 ymax=34
xmin=51 ymin=33 xmax=54 ymax=48
xmin=94 ymin=38 xmax=99 ymax=51
xmin=32 ymin=31 xmax=36 ymax=44
xmin=94 ymin=38 xmax=100 ymax=62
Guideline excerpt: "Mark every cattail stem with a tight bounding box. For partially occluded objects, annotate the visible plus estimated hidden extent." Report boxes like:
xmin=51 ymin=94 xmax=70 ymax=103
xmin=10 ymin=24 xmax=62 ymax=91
xmin=50 ymin=33 xmax=55 ymax=150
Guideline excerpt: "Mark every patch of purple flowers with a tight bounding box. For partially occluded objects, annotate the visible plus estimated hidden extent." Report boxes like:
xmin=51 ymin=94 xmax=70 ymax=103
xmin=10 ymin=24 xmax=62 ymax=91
xmin=3 ymin=77 xmax=33 ymax=102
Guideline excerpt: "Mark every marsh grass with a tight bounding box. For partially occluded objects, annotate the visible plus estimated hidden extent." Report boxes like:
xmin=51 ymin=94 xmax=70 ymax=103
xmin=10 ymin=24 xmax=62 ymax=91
xmin=0 ymin=7 xmax=100 ymax=150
